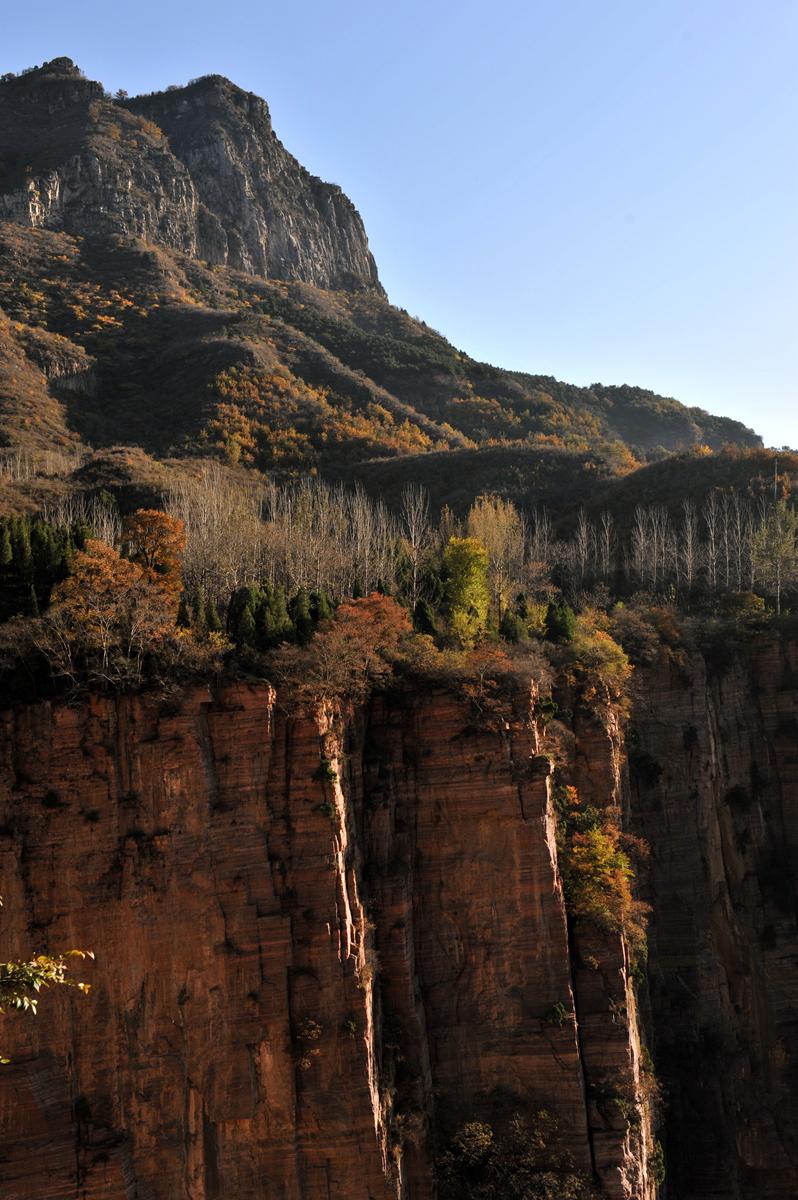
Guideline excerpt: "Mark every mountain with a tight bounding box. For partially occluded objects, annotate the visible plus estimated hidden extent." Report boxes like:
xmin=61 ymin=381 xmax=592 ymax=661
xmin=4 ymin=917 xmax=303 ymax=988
xmin=0 ymin=57 xmax=380 ymax=291
xmin=0 ymin=57 xmax=761 ymax=517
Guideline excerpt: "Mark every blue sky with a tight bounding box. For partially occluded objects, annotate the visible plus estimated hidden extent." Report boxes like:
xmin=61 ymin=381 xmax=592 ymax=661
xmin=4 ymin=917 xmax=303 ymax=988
xmin=5 ymin=0 xmax=797 ymax=447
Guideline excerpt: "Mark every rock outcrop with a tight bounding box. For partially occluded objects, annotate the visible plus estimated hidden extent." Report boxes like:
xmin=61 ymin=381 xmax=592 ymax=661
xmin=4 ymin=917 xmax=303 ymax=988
xmin=0 ymin=59 xmax=381 ymax=292
xmin=0 ymin=679 xmax=654 ymax=1199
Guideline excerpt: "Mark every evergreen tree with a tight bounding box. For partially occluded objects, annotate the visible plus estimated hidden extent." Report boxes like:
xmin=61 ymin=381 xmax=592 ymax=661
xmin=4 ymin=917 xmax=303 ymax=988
xmin=192 ymin=587 xmax=208 ymax=637
xmin=545 ymin=602 xmax=576 ymax=643
xmin=237 ymin=602 xmax=257 ymax=648
xmin=289 ymin=588 xmax=314 ymax=645
xmin=0 ymin=523 xmax=12 ymax=569
xmin=413 ymin=598 xmax=437 ymax=636
xmin=228 ymin=585 xmax=263 ymax=638
xmin=176 ymin=592 xmax=192 ymax=629
xmin=206 ymin=596 xmax=222 ymax=633
xmin=72 ymin=520 xmax=92 ymax=551
xmin=500 ymin=609 xmax=528 ymax=643
xmin=11 ymin=518 xmax=32 ymax=579
xmin=270 ymin=585 xmax=293 ymax=640
xmin=255 ymin=594 xmax=277 ymax=650
xmin=309 ymin=590 xmax=334 ymax=624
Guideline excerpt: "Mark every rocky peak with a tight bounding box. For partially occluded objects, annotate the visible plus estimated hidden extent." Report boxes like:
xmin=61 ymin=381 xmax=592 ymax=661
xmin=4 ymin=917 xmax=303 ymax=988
xmin=124 ymin=76 xmax=382 ymax=289
xmin=0 ymin=59 xmax=382 ymax=292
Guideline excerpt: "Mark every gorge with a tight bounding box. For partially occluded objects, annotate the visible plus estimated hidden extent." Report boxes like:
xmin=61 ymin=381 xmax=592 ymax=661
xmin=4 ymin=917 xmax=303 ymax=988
xmin=0 ymin=54 xmax=796 ymax=1200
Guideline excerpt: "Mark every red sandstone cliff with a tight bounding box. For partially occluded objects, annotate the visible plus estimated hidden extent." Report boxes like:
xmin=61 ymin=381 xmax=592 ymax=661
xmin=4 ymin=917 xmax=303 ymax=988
xmin=0 ymin=679 xmax=654 ymax=1199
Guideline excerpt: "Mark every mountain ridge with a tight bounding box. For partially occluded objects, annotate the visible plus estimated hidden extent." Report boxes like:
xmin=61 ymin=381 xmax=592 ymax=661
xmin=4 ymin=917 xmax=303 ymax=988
xmin=0 ymin=56 xmax=763 ymax=517
xmin=0 ymin=57 xmax=382 ymax=292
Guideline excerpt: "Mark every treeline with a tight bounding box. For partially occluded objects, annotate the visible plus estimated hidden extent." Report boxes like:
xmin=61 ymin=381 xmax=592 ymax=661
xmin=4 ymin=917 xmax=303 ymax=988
xmin=1 ymin=470 xmax=796 ymax=704
xmin=552 ymin=494 xmax=798 ymax=613
xmin=163 ymin=466 xmax=798 ymax=621
xmin=27 ymin=468 xmax=798 ymax=639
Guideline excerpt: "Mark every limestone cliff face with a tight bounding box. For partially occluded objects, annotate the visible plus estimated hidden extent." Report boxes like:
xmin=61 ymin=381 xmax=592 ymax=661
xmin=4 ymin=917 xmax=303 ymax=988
xmin=0 ymin=680 xmax=652 ymax=1199
xmin=630 ymin=639 xmax=798 ymax=1200
xmin=0 ymin=59 xmax=381 ymax=292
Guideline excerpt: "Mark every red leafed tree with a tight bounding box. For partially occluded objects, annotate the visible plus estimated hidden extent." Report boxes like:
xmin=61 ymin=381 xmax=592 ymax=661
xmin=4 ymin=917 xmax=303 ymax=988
xmin=273 ymin=593 xmax=411 ymax=703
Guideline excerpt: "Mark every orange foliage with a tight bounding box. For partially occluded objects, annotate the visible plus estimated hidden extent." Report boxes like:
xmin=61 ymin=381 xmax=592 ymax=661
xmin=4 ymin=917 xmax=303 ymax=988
xmin=205 ymin=364 xmax=432 ymax=469
xmin=39 ymin=539 xmax=178 ymax=687
xmin=121 ymin=509 xmax=186 ymax=596
xmin=272 ymin=593 xmax=411 ymax=704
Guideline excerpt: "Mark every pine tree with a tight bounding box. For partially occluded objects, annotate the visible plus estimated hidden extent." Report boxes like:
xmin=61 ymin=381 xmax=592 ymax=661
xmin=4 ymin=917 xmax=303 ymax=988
xmin=11 ymin=518 xmax=32 ymax=579
xmin=206 ymin=597 xmax=222 ymax=633
xmin=237 ymin=603 xmax=257 ymax=647
xmin=228 ymin=585 xmax=263 ymax=638
xmin=176 ymin=592 xmax=192 ymax=629
xmin=0 ymin=523 xmax=12 ymax=569
xmin=413 ymin=598 xmax=437 ymax=636
xmin=192 ymin=587 xmax=208 ymax=637
xmin=499 ymin=609 xmax=528 ymax=643
xmin=545 ymin=602 xmax=575 ymax=643
xmin=309 ymin=590 xmax=333 ymax=624
xmin=289 ymin=588 xmax=314 ymax=645
xmin=270 ymin=585 xmax=293 ymax=640
xmin=255 ymin=595 xmax=277 ymax=650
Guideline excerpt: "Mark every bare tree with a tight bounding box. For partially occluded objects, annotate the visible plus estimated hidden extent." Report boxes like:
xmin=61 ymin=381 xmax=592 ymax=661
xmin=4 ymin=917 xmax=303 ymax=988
xmin=597 ymin=511 xmax=616 ymax=583
xmin=399 ymin=483 xmax=430 ymax=608
xmin=679 ymin=500 xmax=699 ymax=595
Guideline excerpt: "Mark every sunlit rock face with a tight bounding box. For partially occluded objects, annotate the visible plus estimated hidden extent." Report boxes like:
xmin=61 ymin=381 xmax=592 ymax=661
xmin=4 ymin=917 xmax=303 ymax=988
xmin=0 ymin=58 xmax=382 ymax=293
xmin=0 ymin=681 xmax=655 ymax=1199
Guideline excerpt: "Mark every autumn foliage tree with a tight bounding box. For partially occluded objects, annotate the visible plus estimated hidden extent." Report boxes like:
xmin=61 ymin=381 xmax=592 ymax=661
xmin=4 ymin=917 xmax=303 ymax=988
xmin=121 ymin=509 xmax=186 ymax=598
xmin=0 ymin=895 xmax=93 ymax=1063
xmin=36 ymin=539 xmax=181 ymax=688
xmin=557 ymin=787 xmax=649 ymax=964
xmin=443 ymin=536 xmax=490 ymax=646
xmin=272 ymin=593 xmax=412 ymax=704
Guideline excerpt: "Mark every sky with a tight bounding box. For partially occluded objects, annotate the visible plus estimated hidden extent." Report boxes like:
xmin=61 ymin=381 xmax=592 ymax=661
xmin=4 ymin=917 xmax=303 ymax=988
xmin=4 ymin=0 xmax=797 ymax=447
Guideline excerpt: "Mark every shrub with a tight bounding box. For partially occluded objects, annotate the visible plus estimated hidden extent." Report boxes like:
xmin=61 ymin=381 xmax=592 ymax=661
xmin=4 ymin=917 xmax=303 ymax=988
xmin=436 ymin=1111 xmax=596 ymax=1199
xmin=544 ymin=1001 xmax=570 ymax=1026
xmin=567 ymin=611 xmax=631 ymax=696
xmin=608 ymin=605 xmax=661 ymax=666
xmin=317 ymin=799 xmax=338 ymax=822
xmin=271 ymin=594 xmax=411 ymax=705
xmin=499 ymin=608 xmax=528 ymax=643
xmin=558 ymin=791 xmax=649 ymax=964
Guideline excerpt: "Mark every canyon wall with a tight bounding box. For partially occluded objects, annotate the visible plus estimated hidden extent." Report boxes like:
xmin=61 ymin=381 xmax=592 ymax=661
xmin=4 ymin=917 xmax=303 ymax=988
xmin=0 ymin=678 xmax=653 ymax=1199
xmin=631 ymin=638 xmax=798 ymax=1200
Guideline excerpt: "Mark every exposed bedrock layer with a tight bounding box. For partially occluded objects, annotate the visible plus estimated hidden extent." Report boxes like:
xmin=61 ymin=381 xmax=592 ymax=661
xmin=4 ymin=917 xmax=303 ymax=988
xmin=0 ymin=681 xmax=652 ymax=1199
